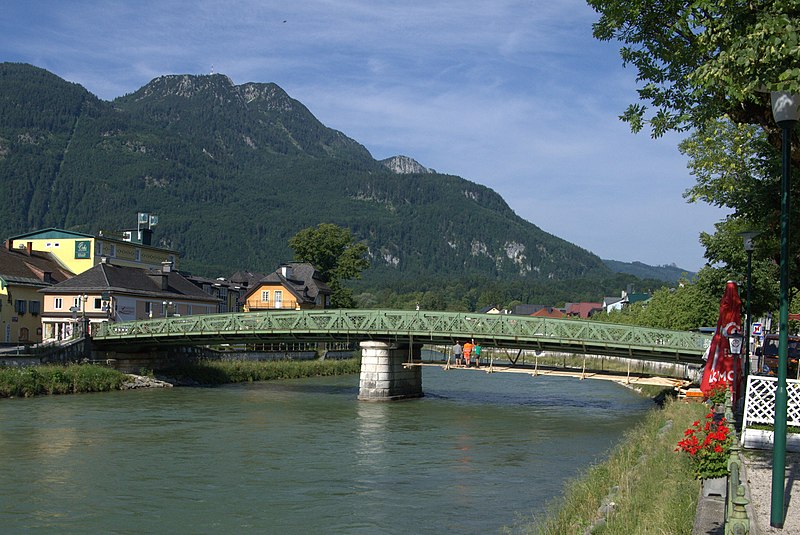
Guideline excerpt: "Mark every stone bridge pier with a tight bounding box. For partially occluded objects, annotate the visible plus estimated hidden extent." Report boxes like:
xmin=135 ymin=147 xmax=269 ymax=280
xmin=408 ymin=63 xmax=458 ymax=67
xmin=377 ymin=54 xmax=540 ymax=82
xmin=358 ymin=340 xmax=423 ymax=401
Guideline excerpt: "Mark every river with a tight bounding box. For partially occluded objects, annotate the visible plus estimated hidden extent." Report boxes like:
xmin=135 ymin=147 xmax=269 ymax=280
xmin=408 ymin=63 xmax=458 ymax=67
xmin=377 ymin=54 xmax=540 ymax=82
xmin=0 ymin=366 xmax=653 ymax=534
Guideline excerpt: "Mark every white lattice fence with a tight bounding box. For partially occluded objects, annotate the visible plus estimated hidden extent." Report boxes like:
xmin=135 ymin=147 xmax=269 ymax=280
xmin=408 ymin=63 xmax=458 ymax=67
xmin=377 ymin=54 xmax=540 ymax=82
xmin=742 ymin=375 xmax=800 ymax=451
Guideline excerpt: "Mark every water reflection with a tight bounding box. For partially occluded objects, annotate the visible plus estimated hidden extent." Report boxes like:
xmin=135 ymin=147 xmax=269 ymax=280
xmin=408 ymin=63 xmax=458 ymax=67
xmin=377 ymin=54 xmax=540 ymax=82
xmin=356 ymin=401 xmax=390 ymax=471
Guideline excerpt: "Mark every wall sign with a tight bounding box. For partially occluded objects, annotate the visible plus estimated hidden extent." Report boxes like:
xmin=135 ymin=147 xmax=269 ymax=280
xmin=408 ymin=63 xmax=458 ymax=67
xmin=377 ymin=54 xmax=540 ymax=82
xmin=75 ymin=240 xmax=91 ymax=259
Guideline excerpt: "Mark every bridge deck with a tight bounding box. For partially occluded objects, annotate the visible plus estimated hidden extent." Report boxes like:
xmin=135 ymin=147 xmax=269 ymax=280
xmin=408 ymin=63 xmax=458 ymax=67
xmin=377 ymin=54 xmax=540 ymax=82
xmin=92 ymin=309 xmax=710 ymax=364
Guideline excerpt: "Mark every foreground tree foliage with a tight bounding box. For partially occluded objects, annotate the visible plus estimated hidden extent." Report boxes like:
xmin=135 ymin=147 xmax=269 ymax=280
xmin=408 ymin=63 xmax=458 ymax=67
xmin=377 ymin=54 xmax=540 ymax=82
xmin=590 ymin=0 xmax=800 ymax=317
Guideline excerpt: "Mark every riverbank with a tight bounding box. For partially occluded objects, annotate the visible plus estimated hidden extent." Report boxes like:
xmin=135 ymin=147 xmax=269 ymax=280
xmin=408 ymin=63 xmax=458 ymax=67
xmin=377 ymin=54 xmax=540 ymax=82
xmin=509 ymin=397 xmax=707 ymax=534
xmin=0 ymin=358 xmax=362 ymax=398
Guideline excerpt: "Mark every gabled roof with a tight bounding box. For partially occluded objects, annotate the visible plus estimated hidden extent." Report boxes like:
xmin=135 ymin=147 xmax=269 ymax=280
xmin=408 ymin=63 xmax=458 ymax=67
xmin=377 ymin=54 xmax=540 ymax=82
xmin=603 ymin=296 xmax=625 ymax=307
xmin=627 ymin=293 xmax=651 ymax=304
xmin=229 ymin=270 xmax=268 ymax=288
xmin=0 ymin=247 xmax=73 ymax=288
xmin=512 ymin=304 xmax=545 ymax=316
xmin=244 ymin=262 xmax=332 ymax=304
xmin=531 ymin=307 xmax=565 ymax=318
xmin=8 ymin=228 xmax=94 ymax=241
xmin=40 ymin=261 xmax=218 ymax=302
xmin=565 ymin=302 xmax=603 ymax=319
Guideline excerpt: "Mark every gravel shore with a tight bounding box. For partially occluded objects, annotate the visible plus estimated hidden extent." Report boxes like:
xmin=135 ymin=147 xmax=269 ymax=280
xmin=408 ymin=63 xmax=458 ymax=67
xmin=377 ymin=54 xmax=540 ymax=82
xmin=742 ymin=450 xmax=800 ymax=533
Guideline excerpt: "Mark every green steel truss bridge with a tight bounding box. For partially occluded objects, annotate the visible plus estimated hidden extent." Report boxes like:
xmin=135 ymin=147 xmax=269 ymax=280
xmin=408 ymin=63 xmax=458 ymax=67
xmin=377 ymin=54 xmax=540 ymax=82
xmin=92 ymin=309 xmax=709 ymax=364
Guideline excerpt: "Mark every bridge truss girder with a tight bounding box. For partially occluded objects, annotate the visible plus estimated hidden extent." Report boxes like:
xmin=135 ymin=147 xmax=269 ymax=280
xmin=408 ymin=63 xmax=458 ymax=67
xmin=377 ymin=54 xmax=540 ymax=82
xmin=92 ymin=309 xmax=710 ymax=364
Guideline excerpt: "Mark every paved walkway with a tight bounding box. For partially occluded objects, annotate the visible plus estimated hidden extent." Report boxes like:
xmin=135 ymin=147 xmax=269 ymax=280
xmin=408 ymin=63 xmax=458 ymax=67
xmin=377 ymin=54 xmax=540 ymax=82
xmin=693 ymin=451 xmax=799 ymax=534
xmin=741 ymin=450 xmax=800 ymax=533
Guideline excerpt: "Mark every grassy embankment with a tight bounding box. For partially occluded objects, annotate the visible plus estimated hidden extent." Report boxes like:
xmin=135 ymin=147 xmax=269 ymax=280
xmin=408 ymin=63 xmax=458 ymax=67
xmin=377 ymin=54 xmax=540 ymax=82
xmin=508 ymin=397 xmax=708 ymax=535
xmin=0 ymin=358 xmax=361 ymax=398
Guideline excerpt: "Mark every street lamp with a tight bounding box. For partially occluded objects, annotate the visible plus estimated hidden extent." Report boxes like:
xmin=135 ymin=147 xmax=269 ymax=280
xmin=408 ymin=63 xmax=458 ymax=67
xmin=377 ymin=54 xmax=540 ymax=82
xmin=740 ymin=230 xmax=760 ymax=380
xmin=770 ymin=90 xmax=799 ymax=529
xmin=81 ymin=293 xmax=89 ymax=337
xmin=728 ymin=331 xmax=744 ymax=400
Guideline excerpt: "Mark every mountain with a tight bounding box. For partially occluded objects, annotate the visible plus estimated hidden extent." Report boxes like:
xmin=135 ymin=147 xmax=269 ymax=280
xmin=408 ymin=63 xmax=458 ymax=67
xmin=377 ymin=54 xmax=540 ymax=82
xmin=380 ymin=155 xmax=433 ymax=174
xmin=0 ymin=62 xmax=611 ymax=283
xmin=603 ymin=259 xmax=695 ymax=283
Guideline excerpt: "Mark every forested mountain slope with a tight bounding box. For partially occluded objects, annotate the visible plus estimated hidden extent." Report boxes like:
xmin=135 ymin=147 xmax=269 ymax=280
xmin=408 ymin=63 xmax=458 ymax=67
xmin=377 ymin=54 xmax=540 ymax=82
xmin=0 ymin=62 xmax=610 ymax=282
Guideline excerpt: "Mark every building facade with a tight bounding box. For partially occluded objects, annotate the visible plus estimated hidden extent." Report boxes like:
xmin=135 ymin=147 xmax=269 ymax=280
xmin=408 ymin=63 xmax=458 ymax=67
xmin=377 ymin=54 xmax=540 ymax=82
xmin=39 ymin=258 xmax=219 ymax=341
xmin=243 ymin=263 xmax=331 ymax=312
xmin=7 ymin=228 xmax=180 ymax=275
xmin=0 ymin=244 xmax=73 ymax=344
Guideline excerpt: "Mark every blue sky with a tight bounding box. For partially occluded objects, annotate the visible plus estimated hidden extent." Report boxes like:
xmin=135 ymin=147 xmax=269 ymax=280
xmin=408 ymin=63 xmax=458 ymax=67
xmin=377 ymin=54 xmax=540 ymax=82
xmin=1 ymin=0 xmax=729 ymax=271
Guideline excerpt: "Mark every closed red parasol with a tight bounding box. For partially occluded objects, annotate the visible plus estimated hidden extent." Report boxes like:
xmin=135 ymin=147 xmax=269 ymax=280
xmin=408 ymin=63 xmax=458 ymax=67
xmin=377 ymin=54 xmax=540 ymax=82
xmin=700 ymin=281 xmax=743 ymax=403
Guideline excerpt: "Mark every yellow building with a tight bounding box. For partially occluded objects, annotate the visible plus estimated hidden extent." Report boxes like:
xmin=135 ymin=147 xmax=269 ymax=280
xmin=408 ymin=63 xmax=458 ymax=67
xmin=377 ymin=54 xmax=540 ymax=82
xmin=242 ymin=263 xmax=331 ymax=312
xmin=7 ymin=228 xmax=179 ymax=276
xmin=0 ymin=244 xmax=73 ymax=344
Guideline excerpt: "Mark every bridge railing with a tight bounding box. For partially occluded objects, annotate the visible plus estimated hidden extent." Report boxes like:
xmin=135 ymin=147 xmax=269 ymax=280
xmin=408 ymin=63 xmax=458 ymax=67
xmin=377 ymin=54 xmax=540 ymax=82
xmin=92 ymin=309 xmax=709 ymax=361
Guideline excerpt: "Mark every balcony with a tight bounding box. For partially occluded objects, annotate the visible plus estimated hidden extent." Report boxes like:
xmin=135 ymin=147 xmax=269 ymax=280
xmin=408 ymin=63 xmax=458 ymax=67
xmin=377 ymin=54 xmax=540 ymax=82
xmin=246 ymin=299 xmax=300 ymax=311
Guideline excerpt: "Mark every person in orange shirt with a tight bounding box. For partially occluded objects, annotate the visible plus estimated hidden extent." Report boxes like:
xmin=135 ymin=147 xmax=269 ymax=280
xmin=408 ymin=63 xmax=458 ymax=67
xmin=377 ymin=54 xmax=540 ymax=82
xmin=463 ymin=340 xmax=473 ymax=367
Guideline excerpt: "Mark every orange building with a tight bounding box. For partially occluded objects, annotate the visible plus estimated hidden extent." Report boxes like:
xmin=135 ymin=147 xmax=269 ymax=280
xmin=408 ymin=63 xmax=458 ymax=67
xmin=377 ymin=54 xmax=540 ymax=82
xmin=242 ymin=263 xmax=331 ymax=311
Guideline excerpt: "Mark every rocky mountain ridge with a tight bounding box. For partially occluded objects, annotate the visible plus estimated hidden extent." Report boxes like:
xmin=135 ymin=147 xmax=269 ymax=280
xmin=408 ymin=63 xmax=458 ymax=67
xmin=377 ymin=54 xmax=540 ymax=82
xmin=0 ymin=63 xmax=659 ymax=285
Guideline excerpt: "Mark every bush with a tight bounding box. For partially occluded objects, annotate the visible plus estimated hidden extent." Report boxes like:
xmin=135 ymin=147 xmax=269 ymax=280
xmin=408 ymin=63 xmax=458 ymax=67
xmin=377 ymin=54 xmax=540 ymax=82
xmin=0 ymin=364 xmax=126 ymax=397
xmin=160 ymin=358 xmax=361 ymax=385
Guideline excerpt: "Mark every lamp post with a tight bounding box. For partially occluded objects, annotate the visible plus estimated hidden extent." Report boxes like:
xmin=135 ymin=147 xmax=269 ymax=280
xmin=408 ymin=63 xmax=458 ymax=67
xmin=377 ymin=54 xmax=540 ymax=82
xmin=740 ymin=231 xmax=760 ymax=381
xmin=728 ymin=331 xmax=744 ymax=401
xmin=81 ymin=293 xmax=89 ymax=337
xmin=770 ymin=90 xmax=799 ymax=529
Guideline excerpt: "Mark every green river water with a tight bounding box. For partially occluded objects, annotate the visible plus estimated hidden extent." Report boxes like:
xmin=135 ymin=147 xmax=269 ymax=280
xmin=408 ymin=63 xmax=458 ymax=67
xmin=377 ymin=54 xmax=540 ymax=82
xmin=0 ymin=366 xmax=653 ymax=534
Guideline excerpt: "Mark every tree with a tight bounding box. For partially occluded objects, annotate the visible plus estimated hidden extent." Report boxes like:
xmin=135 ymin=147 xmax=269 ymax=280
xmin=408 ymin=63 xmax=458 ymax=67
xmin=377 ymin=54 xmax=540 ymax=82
xmin=590 ymin=0 xmax=800 ymax=320
xmin=288 ymin=223 xmax=369 ymax=308
xmin=589 ymin=0 xmax=800 ymax=155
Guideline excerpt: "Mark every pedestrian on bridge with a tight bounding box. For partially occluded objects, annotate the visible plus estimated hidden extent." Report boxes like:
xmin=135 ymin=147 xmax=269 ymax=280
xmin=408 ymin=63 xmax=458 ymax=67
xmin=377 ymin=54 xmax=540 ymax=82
xmin=451 ymin=341 xmax=462 ymax=369
xmin=473 ymin=341 xmax=481 ymax=368
xmin=463 ymin=340 xmax=473 ymax=367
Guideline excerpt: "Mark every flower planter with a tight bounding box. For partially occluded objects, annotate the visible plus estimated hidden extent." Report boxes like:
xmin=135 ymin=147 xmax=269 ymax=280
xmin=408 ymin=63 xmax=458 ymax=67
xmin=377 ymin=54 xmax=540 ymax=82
xmin=742 ymin=428 xmax=800 ymax=452
xmin=702 ymin=476 xmax=727 ymax=498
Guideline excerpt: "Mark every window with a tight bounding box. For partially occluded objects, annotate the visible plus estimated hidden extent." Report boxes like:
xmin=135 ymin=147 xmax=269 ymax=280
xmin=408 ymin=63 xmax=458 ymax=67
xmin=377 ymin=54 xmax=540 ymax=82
xmin=54 ymin=297 xmax=63 ymax=310
xmin=135 ymin=248 xmax=141 ymax=261
xmin=109 ymin=244 xmax=116 ymax=257
xmin=95 ymin=241 xmax=103 ymax=256
xmin=274 ymin=290 xmax=283 ymax=309
xmin=29 ymin=301 xmax=40 ymax=316
xmin=15 ymin=300 xmax=26 ymax=315
xmin=261 ymin=290 xmax=269 ymax=302
xmin=73 ymin=297 xmax=81 ymax=309
xmin=94 ymin=298 xmax=102 ymax=309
